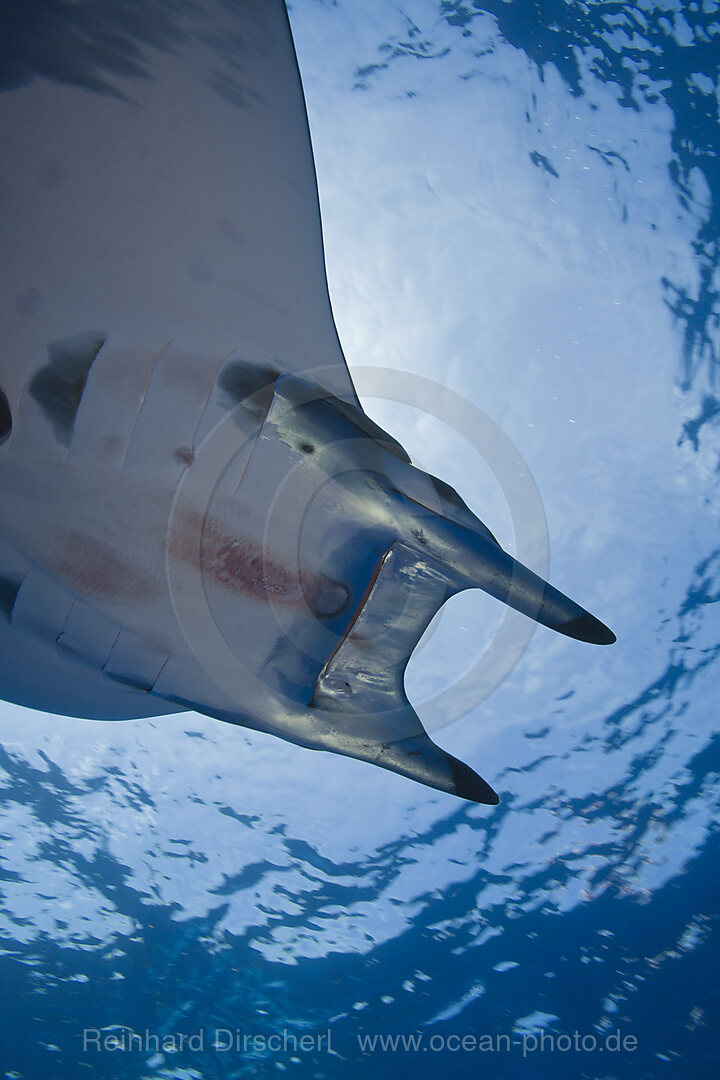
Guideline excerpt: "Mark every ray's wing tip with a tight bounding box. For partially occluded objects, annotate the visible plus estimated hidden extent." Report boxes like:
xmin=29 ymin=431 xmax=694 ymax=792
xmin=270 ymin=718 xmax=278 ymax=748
xmin=449 ymin=758 xmax=500 ymax=805
xmin=559 ymin=612 xmax=616 ymax=646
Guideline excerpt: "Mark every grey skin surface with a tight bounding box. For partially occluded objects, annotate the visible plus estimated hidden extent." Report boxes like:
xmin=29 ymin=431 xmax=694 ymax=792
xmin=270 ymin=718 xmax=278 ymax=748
xmin=0 ymin=0 xmax=614 ymax=804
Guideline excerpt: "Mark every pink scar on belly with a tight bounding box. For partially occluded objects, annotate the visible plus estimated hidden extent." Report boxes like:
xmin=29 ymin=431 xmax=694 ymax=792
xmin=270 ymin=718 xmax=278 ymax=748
xmin=167 ymin=508 xmax=303 ymax=602
xmin=169 ymin=508 xmax=348 ymax=613
xmin=205 ymin=536 xmax=303 ymax=601
xmin=56 ymin=531 xmax=154 ymax=601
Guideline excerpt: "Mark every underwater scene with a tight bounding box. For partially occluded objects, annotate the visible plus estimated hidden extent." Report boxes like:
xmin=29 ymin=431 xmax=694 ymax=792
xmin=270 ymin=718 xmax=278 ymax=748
xmin=1 ymin=0 xmax=719 ymax=1077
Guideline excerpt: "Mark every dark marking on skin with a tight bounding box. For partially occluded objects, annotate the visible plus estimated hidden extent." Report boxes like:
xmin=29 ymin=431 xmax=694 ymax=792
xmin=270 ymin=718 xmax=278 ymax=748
xmin=0 ymin=387 xmax=11 ymax=444
xmin=97 ymin=434 xmax=124 ymax=460
xmin=218 ymin=358 xmax=278 ymax=421
xmin=560 ymin=614 xmax=616 ymax=647
xmin=28 ymin=331 xmax=106 ymax=444
xmin=55 ymin=531 xmax=153 ymax=602
xmin=306 ymin=576 xmax=350 ymax=618
xmin=449 ymin=756 xmax=500 ymax=805
xmin=0 ymin=575 xmax=21 ymax=620
xmin=300 ymin=443 xmax=314 ymax=454
xmin=173 ymin=446 xmax=194 ymax=466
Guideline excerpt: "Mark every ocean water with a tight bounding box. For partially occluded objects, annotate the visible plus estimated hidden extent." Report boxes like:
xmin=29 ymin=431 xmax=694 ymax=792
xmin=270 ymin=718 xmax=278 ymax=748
xmin=1 ymin=1 xmax=719 ymax=1078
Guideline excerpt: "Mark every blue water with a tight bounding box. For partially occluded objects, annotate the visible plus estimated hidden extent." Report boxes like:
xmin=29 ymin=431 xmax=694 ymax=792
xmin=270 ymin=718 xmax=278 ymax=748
xmin=1 ymin=1 xmax=719 ymax=1077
